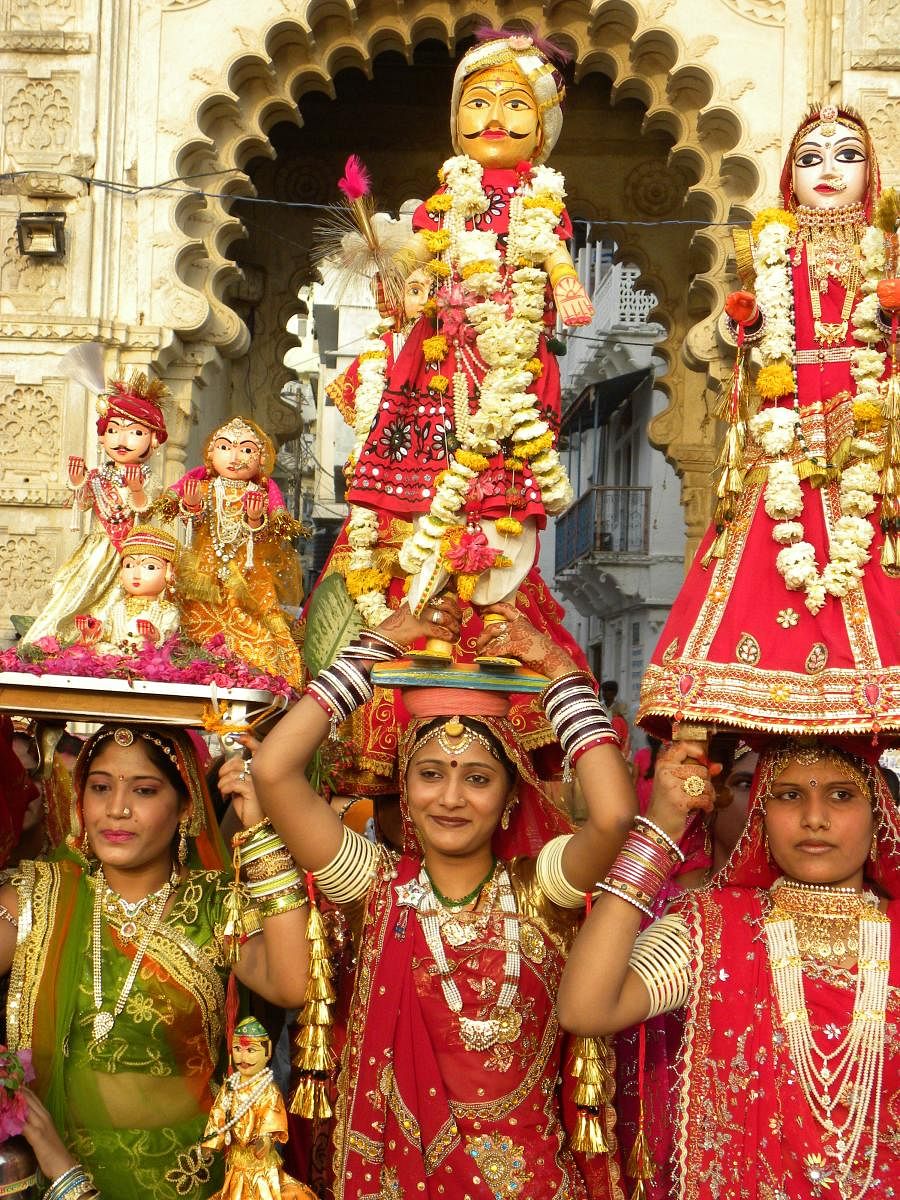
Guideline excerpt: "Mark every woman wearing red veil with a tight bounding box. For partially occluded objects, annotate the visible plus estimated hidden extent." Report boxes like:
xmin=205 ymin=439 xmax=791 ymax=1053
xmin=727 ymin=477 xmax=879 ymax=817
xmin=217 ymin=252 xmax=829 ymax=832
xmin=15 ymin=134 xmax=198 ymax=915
xmin=559 ymin=736 xmax=900 ymax=1199
xmin=639 ymin=104 xmax=900 ymax=738
xmin=252 ymin=601 xmax=636 ymax=1199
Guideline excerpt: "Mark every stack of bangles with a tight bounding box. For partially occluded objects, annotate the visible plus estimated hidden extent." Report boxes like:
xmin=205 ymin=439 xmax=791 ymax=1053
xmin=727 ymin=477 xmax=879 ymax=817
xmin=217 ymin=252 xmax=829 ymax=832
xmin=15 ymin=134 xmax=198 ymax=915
xmin=541 ymin=671 xmax=620 ymax=780
xmin=307 ymin=630 xmax=403 ymax=734
xmin=44 ymin=1166 xmax=96 ymax=1200
xmin=596 ymin=815 xmax=686 ymax=918
xmin=233 ymin=820 xmax=307 ymax=920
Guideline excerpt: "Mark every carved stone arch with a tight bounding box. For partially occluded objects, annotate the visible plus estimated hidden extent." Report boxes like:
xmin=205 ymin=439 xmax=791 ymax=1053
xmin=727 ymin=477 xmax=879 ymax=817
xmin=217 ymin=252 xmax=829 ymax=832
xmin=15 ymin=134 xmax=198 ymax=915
xmin=165 ymin=0 xmax=765 ymax=540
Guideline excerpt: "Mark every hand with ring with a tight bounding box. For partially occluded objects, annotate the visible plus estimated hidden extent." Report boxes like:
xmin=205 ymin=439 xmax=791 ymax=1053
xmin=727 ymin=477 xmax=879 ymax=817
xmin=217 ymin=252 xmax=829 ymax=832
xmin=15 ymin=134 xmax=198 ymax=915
xmin=474 ymin=602 xmax=580 ymax=678
xmin=217 ymin=734 xmax=265 ymax=828
xmin=646 ymin=740 xmax=720 ymax=842
xmin=374 ymin=595 xmax=463 ymax=649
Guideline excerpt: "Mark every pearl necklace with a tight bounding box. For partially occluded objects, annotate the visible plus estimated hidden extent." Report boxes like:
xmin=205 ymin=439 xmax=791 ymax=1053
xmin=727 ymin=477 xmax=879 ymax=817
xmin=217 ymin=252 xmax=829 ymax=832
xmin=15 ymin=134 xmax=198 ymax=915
xmin=765 ymin=884 xmax=889 ymax=1199
xmin=216 ymin=1067 xmax=274 ymax=1144
xmin=407 ymin=863 xmax=522 ymax=1052
xmin=92 ymin=869 xmax=174 ymax=1042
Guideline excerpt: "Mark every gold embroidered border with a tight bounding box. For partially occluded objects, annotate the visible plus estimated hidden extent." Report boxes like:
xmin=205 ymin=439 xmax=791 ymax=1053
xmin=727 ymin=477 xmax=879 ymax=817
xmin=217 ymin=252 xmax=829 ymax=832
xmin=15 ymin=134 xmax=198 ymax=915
xmin=424 ymin=1116 xmax=460 ymax=1175
xmin=639 ymin=658 xmax=900 ymax=734
xmin=383 ymin=1064 xmax=422 ymax=1151
xmin=7 ymin=861 xmax=56 ymax=1052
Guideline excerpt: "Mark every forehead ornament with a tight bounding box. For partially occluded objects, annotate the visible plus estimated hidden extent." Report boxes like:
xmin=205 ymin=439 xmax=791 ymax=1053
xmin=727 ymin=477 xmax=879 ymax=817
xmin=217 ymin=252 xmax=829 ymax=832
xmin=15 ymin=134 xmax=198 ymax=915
xmin=432 ymin=718 xmax=496 ymax=760
xmin=213 ymin=418 xmax=262 ymax=448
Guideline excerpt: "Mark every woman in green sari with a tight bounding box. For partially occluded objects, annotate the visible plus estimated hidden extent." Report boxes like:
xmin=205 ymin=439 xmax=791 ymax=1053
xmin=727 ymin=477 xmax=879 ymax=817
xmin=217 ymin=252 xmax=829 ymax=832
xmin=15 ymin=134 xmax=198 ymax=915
xmin=0 ymin=724 xmax=309 ymax=1199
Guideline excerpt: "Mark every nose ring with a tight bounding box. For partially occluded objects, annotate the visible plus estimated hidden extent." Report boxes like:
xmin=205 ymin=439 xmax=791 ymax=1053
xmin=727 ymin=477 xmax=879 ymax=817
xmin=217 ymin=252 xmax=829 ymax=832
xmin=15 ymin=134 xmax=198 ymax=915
xmin=122 ymin=807 xmax=132 ymax=819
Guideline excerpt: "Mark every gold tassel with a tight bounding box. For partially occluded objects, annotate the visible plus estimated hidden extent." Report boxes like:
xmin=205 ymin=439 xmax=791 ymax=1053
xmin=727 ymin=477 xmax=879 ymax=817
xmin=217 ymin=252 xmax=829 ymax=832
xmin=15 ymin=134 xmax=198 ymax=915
xmin=626 ymin=1121 xmax=656 ymax=1200
xmin=568 ymin=1036 xmax=610 ymax=1155
xmin=879 ymin=342 xmax=900 ymax=576
xmin=222 ymin=839 xmax=246 ymax=965
xmin=705 ymin=338 xmax=752 ymax=566
xmin=290 ymin=883 xmax=336 ymax=1118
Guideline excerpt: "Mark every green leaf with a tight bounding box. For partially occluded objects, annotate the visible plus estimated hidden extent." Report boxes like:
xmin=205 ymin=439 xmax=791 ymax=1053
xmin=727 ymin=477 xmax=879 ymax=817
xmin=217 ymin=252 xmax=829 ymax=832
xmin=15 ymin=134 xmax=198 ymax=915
xmin=303 ymin=573 xmax=363 ymax=677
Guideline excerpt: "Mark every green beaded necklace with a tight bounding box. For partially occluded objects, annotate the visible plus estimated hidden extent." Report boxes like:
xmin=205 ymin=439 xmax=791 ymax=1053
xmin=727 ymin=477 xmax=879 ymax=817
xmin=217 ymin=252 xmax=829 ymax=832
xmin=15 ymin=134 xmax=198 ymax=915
xmin=424 ymin=858 xmax=497 ymax=911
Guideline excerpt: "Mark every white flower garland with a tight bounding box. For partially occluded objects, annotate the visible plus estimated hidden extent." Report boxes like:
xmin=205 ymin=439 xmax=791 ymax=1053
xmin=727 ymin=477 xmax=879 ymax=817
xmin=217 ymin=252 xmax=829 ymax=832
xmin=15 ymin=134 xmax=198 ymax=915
xmin=749 ymin=216 xmax=885 ymax=613
xmin=398 ymin=157 xmax=573 ymax=578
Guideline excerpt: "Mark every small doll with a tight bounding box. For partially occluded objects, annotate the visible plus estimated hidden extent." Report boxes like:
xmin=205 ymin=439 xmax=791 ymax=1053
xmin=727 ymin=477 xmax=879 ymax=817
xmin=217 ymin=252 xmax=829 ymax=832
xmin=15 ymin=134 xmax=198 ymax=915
xmin=202 ymin=1018 xmax=314 ymax=1200
xmin=24 ymin=373 xmax=167 ymax=645
xmin=153 ymin=418 xmax=306 ymax=685
xmin=75 ymin=526 xmax=180 ymax=654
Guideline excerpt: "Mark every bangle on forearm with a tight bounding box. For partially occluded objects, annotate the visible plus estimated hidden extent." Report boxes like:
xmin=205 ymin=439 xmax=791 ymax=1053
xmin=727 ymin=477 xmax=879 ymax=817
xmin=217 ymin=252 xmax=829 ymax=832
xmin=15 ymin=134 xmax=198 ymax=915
xmin=634 ymin=814 xmax=686 ymax=863
xmin=535 ymin=834 xmax=586 ymax=908
xmin=570 ymin=734 xmax=620 ymax=768
xmin=598 ymin=826 xmax=681 ymax=917
xmin=313 ymin=824 xmax=380 ymax=905
xmin=234 ymin=821 xmax=305 ymax=915
xmin=548 ymin=262 xmax=577 ymax=288
xmin=542 ymin=674 xmax=615 ymax=780
xmin=306 ymin=634 xmax=403 ymax=736
xmin=44 ymin=1167 xmax=96 ymax=1200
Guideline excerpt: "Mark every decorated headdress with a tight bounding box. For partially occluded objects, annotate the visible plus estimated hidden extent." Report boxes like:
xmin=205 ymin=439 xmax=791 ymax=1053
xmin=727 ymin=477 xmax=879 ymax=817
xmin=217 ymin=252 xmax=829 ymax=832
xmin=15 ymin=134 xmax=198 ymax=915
xmin=450 ymin=29 xmax=569 ymax=165
xmin=119 ymin=525 xmax=179 ymax=564
xmin=232 ymin=1015 xmax=271 ymax=1049
xmin=713 ymin=737 xmax=900 ymax=898
xmin=780 ymin=102 xmax=881 ymax=219
xmin=203 ymin=416 xmax=276 ymax=478
xmin=96 ymin=372 xmax=169 ymax=444
xmin=70 ymin=725 xmax=225 ymax=870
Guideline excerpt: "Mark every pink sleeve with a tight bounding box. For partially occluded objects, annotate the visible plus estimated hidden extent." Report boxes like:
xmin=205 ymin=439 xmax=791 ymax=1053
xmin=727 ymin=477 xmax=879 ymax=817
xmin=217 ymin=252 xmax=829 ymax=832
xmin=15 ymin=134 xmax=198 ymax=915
xmin=168 ymin=466 xmax=208 ymax=497
xmin=266 ymin=477 xmax=287 ymax=512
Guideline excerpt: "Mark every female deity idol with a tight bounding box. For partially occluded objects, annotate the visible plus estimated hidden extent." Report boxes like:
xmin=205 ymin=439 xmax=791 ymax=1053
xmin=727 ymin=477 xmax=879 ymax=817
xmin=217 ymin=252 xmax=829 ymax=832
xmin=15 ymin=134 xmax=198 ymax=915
xmin=638 ymin=104 xmax=900 ymax=738
xmin=23 ymin=374 xmax=167 ymax=646
xmin=251 ymin=600 xmax=635 ymax=1200
xmin=342 ymin=30 xmax=592 ymax=622
xmin=75 ymin=526 xmax=180 ymax=654
xmin=154 ymin=418 xmax=306 ymax=686
xmin=559 ymin=737 xmax=900 ymax=1199
xmin=203 ymin=1017 xmax=314 ymax=1200
xmin=0 ymin=724 xmax=310 ymax=1199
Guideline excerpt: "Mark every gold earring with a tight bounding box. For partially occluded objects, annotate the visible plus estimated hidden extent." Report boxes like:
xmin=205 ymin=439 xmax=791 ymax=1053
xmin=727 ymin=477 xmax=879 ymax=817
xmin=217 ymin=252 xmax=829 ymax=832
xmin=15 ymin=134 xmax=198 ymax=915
xmin=500 ymin=793 xmax=517 ymax=831
xmin=177 ymin=819 xmax=189 ymax=866
xmin=870 ymin=831 xmax=878 ymax=862
xmin=762 ymin=827 xmax=773 ymax=863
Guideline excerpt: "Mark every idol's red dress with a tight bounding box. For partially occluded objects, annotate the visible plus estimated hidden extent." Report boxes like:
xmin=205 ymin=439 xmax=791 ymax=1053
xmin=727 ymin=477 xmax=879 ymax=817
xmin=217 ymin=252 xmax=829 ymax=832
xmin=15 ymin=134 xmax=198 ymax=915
xmin=640 ymin=241 xmax=900 ymax=738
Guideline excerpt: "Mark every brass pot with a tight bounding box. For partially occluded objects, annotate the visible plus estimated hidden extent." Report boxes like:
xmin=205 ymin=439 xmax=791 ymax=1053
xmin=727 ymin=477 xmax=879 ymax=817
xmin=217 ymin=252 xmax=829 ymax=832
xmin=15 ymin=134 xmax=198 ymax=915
xmin=0 ymin=1137 xmax=38 ymax=1196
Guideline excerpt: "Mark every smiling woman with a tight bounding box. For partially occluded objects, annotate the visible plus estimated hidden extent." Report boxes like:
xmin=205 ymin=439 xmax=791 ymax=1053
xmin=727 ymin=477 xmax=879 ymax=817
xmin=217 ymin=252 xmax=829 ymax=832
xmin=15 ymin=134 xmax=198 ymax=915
xmin=0 ymin=724 xmax=310 ymax=1199
xmin=558 ymin=738 xmax=900 ymax=1199
xmin=251 ymin=598 xmax=637 ymax=1199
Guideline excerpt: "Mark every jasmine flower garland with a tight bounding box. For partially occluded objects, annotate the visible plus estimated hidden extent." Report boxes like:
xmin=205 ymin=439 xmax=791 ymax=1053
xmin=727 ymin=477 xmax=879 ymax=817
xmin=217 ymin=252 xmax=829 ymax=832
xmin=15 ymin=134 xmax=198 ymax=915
xmin=399 ymin=156 xmax=573 ymax=580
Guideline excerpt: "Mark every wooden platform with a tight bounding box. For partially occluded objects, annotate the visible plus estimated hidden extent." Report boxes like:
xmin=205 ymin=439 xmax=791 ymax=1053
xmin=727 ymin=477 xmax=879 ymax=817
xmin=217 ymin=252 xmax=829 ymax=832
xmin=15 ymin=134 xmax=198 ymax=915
xmin=0 ymin=672 xmax=286 ymax=729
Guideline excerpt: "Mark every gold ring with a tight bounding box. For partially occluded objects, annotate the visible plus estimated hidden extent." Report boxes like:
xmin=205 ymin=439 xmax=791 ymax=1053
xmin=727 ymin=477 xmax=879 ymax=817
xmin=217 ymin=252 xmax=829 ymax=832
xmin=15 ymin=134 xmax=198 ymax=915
xmin=682 ymin=775 xmax=706 ymax=798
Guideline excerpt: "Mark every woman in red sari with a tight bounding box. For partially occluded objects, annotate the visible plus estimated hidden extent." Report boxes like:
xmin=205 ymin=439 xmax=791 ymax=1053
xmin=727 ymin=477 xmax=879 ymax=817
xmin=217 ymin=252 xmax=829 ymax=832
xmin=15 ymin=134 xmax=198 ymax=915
xmin=559 ymin=737 xmax=900 ymax=1199
xmin=639 ymin=103 xmax=900 ymax=738
xmin=252 ymin=598 xmax=636 ymax=1199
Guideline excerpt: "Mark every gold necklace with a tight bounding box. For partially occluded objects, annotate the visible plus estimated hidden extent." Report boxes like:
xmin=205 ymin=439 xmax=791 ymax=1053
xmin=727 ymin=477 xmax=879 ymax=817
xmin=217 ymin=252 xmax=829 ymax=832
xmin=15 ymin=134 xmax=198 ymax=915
xmin=91 ymin=869 xmax=174 ymax=1042
xmin=768 ymin=879 xmax=879 ymax=962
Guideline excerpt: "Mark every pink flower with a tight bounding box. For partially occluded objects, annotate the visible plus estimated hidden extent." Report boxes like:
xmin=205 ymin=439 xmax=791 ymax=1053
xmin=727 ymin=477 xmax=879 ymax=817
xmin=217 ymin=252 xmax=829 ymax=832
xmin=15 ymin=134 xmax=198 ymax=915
xmin=436 ymin=283 xmax=477 ymax=343
xmin=443 ymin=529 xmax=502 ymax=575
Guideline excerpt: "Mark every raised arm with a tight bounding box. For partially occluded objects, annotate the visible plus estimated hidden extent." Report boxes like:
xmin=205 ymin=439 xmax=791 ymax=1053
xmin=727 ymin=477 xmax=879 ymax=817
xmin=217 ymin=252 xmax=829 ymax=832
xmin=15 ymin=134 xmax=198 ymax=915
xmin=474 ymin=604 xmax=634 ymax=889
xmin=557 ymin=741 xmax=713 ymax=1037
xmin=251 ymin=601 xmax=460 ymax=873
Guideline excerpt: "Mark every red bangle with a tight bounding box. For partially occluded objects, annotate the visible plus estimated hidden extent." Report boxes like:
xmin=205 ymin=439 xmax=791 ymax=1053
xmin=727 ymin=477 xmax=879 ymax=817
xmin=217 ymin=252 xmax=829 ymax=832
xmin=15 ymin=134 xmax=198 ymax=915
xmin=570 ymin=733 xmax=620 ymax=767
xmin=306 ymin=688 xmax=337 ymax=720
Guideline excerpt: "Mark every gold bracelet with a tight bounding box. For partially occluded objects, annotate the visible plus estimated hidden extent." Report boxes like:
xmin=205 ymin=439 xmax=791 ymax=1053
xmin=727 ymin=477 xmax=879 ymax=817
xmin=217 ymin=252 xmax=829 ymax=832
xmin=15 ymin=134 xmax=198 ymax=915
xmin=313 ymin=825 xmax=379 ymax=905
xmin=259 ymin=888 xmax=309 ymax=920
xmin=548 ymin=262 xmax=577 ymax=288
xmin=629 ymin=913 xmax=693 ymax=1017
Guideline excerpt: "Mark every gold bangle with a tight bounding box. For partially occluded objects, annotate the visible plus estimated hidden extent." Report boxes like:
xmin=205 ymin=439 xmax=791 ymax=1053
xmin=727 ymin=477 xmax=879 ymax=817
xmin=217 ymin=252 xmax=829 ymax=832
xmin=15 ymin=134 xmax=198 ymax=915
xmin=548 ymin=262 xmax=577 ymax=288
xmin=259 ymin=889 xmax=309 ymax=920
xmin=232 ymin=818 xmax=272 ymax=847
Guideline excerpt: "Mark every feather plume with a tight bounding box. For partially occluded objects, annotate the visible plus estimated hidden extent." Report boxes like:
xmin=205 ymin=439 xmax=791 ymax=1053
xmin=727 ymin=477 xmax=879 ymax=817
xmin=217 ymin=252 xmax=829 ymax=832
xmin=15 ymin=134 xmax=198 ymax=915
xmin=473 ymin=25 xmax=572 ymax=65
xmin=338 ymin=155 xmax=371 ymax=204
xmin=59 ymin=342 xmax=106 ymax=395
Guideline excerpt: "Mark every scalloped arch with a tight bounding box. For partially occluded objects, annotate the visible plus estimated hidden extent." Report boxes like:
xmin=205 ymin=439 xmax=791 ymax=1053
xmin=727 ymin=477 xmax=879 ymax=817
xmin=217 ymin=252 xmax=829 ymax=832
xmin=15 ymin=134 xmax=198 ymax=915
xmin=167 ymin=0 xmax=762 ymax=527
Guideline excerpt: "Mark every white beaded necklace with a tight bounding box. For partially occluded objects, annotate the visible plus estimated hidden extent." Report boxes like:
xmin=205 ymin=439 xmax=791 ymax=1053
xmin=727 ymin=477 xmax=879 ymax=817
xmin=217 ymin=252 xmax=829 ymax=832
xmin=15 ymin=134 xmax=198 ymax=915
xmin=765 ymin=891 xmax=890 ymax=1199
xmin=216 ymin=1067 xmax=274 ymax=1144
xmin=413 ymin=863 xmax=521 ymax=1052
xmin=91 ymin=869 xmax=174 ymax=1043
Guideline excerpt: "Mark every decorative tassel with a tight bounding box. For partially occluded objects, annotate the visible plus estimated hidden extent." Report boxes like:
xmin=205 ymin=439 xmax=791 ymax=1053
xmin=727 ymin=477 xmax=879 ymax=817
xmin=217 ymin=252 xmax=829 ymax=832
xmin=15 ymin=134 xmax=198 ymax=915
xmin=705 ymin=326 xmax=751 ymax=566
xmin=69 ymin=492 xmax=82 ymax=533
xmin=880 ymin=324 xmax=900 ymax=576
xmin=245 ymin=530 xmax=254 ymax=570
xmin=568 ymin=892 xmax=611 ymax=1156
xmin=180 ymin=515 xmax=193 ymax=548
xmin=222 ymin=839 xmax=247 ymax=964
xmin=290 ymin=876 xmax=336 ymax=1118
xmin=626 ymin=1024 xmax=656 ymax=1200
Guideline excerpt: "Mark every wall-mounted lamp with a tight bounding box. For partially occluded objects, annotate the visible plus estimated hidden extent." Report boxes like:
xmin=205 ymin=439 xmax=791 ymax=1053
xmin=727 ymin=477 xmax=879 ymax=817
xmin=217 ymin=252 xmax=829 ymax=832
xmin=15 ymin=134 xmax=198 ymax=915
xmin=16 ymin=211 xmax=66 ymax=257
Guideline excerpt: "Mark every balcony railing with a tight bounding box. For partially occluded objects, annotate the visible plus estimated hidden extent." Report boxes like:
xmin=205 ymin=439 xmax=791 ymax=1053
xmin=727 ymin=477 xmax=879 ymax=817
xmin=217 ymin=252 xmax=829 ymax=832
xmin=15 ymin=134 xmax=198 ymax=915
xmin=555 ymin=485 xmax=651 ymax=573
